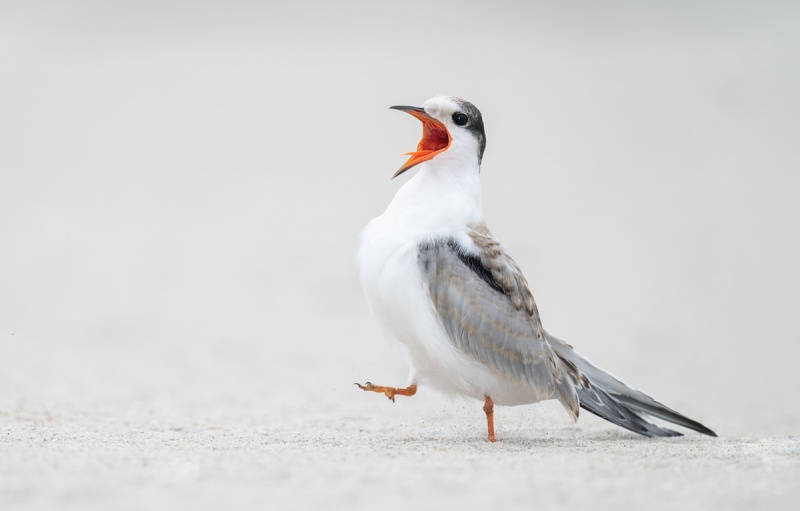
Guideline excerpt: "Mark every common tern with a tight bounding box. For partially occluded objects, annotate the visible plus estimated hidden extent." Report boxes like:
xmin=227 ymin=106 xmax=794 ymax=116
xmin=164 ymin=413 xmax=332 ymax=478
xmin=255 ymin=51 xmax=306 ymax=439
xmin=356 ymin=96 xmax=716 ymax=442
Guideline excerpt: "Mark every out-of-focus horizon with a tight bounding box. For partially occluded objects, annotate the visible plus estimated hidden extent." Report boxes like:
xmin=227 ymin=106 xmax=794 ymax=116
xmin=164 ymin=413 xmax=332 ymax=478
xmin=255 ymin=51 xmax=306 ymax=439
xmin=1 ymin=0 xmax=799 ymax=438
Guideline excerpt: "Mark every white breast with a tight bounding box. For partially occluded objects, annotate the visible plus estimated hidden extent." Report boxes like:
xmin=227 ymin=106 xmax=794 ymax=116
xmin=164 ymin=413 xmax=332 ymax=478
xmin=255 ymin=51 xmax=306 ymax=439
xmin=357 ymin=164 xmax=542 ymax=405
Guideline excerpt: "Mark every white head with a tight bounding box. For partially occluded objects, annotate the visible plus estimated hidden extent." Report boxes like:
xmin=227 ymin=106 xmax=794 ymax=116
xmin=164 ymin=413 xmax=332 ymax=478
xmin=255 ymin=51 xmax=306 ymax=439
xmin=390 ymin=96 xmax=486 ymax=179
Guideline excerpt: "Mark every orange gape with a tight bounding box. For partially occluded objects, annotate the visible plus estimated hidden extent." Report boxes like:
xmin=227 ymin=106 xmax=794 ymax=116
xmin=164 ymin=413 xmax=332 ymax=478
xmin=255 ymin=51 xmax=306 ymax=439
xmin=407 ymin=113 xmax=450 ymax=156
xmin=392 ymin=107 xmax=451 ymax=178
xmin=354 ymin=382 xmax=417 ymax=403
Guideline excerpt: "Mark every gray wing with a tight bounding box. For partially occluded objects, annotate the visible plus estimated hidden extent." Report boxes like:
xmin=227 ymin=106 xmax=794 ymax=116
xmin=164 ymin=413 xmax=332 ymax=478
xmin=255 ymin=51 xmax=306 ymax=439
xmin=418 ymin=226 xmax=581 ymax=418
xmin=418 ymin=226 xmax=716 ymax=437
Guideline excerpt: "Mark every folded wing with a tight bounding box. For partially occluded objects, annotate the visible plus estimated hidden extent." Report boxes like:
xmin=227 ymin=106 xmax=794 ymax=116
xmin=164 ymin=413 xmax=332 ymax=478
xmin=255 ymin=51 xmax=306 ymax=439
xmin=418 ymin=226 xmax=581 ymax=419
xmin=418 ymin=225 xmax=716 ymax=437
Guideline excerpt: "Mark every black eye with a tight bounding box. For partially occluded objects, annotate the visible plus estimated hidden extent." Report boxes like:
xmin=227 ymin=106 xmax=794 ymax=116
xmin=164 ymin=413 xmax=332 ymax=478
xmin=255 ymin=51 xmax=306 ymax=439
xmin=453 ymin=113 xmax=469 ymax=126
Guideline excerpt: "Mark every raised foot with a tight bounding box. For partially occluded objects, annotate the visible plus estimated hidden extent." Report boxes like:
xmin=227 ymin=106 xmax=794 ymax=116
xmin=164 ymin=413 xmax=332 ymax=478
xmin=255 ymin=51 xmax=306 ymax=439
xmin=354 ymin=382 xmax=417 ymax=403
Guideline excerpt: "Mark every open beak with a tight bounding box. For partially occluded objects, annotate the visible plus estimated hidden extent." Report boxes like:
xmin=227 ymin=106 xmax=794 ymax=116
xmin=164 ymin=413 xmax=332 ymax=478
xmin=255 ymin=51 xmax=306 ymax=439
xmin=390 ymin=105 xmax=451 ymax=178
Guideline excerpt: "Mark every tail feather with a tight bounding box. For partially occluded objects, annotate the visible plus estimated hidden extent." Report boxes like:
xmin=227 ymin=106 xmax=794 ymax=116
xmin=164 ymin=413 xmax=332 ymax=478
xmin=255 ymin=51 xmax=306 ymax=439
xmin=547 ymin=332 xmax=717 ymax=438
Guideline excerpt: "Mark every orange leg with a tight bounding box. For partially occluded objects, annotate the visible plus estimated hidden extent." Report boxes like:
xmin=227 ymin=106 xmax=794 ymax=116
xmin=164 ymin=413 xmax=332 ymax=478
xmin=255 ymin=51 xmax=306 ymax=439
xmin=483 ymin=395 xmax=497 ymax=442
xmin=355 ymin=382 xmax=417 ymax=403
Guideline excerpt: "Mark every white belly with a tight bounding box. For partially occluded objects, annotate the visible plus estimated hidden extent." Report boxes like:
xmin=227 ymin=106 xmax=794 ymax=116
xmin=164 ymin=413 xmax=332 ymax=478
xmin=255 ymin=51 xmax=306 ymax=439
xmin=357 ymin=215 xmax=544 ymax=406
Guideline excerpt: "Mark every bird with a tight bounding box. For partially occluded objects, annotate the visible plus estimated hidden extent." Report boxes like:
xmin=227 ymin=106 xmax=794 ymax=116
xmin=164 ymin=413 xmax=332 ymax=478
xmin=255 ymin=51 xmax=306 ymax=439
xmin=355 ymin=96 xmax=716 ymax=442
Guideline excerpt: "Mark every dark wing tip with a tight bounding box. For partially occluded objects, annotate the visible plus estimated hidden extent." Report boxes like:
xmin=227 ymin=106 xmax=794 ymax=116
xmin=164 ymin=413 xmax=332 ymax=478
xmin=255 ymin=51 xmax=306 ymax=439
xmin=611 ymin=394 xmax=718 ymax=437
xmin=578 ymin=386 xmax=684 ymax=438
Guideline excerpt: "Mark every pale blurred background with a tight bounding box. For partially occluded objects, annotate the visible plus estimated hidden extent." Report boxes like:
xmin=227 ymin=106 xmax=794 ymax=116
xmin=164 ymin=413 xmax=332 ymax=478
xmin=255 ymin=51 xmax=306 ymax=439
xmin=1 ymin=1 xmax=799 ymax=509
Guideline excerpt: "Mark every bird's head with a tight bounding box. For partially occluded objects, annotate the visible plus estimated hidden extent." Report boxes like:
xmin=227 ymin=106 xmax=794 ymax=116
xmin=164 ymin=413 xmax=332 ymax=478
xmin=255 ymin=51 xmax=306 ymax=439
xmin=390 ymin=96 xmax=486 ymax=179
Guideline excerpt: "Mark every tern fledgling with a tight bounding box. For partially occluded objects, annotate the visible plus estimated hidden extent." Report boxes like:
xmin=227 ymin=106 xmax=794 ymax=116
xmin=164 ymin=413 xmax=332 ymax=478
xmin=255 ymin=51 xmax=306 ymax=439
xmin=356 ymin=96 xmax=716 ymax=442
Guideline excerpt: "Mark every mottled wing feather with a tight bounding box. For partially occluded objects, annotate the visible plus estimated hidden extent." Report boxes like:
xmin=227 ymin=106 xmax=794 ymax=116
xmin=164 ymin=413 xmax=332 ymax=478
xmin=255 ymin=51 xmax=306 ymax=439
xmin=467 ymin=226 xmax=538 ymax=317
xmin=418 ymin=228 xmax=580 ymax=417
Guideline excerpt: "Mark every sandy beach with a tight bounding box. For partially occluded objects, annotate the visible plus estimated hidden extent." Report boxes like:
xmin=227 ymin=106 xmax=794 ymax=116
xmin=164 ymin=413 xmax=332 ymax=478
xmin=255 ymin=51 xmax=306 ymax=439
xmin=2 ymin=324 xmax=798 ymax=510
xmin=2 ymin=1 xmax=799 ymax=509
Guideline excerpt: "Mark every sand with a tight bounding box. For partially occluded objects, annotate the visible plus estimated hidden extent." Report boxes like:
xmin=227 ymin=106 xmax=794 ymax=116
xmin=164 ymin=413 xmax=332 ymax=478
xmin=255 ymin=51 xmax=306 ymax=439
xmin=2 ymin=307 xmax=798 ymax=510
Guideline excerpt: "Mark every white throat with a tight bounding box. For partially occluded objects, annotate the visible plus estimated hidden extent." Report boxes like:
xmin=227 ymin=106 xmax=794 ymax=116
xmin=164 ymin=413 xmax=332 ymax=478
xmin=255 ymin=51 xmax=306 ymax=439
xmin=385 ymin=156 xmax=484 ymax=240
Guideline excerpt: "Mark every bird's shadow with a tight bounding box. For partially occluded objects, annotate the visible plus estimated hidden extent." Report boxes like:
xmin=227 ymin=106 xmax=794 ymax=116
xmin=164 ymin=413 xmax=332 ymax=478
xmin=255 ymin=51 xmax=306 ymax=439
xmin=386 ymin=428 xmax=703 ymax=450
